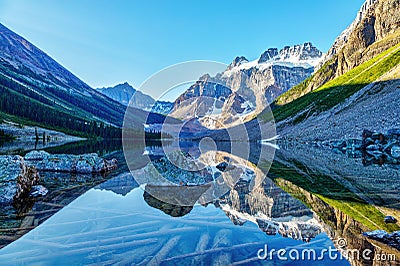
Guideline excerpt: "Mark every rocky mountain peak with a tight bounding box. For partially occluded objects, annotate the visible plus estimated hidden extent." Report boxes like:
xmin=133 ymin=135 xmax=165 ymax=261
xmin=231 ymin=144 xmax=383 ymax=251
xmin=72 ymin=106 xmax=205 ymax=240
xmin=198 ymin=73 xmax=211 ymax=81
xmin=227 ymin=56 xmax=248 ymax=70
xmin=322 ymin=0 xmax=379 ymax=62
xmin=278 ymin=42 xmax=322 ymax=62
xmin=258 ymin=48 xmax=279 ymax=63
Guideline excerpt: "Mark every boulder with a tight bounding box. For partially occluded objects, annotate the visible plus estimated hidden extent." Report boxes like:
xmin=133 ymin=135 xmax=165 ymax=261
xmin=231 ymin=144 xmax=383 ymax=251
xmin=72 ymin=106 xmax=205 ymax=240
xmin=24 ymin=150 xmax=50 ymax=161
xmin=0 ymin=155 xmax=40 ymax=203
xmin=0 ymin=156 xmax=23 ymax=203
xmin=24 ymin=151 xmax=117 ymax=173
xmin=384 ymin=216 xmax=398 ymax=224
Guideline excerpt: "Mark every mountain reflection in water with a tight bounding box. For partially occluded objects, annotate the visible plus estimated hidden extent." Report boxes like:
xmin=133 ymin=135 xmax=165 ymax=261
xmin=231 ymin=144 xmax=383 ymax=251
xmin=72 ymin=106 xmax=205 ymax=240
xmin=0 ymin=140 xmax=349 ymax=265
xmin=2 ymin=139 xmax=399 ymax=265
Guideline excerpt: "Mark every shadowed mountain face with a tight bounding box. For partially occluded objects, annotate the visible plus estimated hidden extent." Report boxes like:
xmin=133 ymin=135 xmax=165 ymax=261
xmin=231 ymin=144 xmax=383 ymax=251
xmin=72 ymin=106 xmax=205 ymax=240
xmin=0 ymin=22 xmax=158 ymax=128
xmin=0 ymin=23 xmax=124 ymax=126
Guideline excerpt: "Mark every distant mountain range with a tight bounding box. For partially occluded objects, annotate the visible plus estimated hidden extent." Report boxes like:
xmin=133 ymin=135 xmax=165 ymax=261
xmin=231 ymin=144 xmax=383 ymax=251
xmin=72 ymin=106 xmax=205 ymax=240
xmin=97 ymin=82 xmax=153 ymax=108
xmin=97 ymin=82 xmax=174 ymax=115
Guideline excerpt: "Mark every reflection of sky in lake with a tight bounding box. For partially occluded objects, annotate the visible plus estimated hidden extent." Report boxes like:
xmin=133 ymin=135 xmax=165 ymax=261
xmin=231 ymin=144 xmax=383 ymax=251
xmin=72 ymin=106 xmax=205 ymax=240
xmin=0 ymin=182 xmax=349 ymax=265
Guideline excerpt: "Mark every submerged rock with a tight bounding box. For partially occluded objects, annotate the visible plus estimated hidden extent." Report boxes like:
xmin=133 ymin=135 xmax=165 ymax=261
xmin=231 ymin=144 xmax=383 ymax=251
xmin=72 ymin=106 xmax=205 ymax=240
xmin=24 ymin=151 xmax=117 ymax=173
xmin=29 ymin=185 xmax=48 ymax=197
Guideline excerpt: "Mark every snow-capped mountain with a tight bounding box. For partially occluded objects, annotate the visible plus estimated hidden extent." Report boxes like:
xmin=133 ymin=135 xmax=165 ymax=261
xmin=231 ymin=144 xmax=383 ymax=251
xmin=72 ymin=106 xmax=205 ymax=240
xmin=170 ymin=42 xmax=323 ymax=128
xmin=224 ymin=42 xmax=323 ymax=75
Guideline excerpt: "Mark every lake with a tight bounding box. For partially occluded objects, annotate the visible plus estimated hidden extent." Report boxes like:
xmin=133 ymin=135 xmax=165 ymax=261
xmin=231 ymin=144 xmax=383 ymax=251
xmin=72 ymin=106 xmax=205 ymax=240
xmin=0 ymin=139 xmax=398 ymax=265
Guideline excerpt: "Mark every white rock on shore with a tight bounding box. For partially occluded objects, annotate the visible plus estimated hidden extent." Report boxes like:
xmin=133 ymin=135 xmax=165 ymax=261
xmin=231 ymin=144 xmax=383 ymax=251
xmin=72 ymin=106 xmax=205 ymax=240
xmin=24 ymin=151 xmax=117 ymax=174
xmin=0 ymin=151 xmax=118 ymax=203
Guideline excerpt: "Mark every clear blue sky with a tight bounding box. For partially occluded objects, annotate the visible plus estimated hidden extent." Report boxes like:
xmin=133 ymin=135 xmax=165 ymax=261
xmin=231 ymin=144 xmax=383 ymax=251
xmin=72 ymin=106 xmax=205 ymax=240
xmin=0 ymin=0 xmax=364 ymax=98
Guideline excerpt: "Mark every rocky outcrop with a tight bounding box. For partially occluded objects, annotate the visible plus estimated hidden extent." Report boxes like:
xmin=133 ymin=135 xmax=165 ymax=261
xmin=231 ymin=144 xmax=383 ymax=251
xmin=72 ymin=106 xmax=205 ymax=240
xmin=24 ymin=150 xmax=117 ymax=173
xmin=0 ymin=151 xmax=117 ymax=203
xmin=0 ymin=156 xmax=23 ymax=203
xmin=278 ymin=0 xmax=400 ymax=107
xmin=332 ymin=0 xmax=400 ymax=77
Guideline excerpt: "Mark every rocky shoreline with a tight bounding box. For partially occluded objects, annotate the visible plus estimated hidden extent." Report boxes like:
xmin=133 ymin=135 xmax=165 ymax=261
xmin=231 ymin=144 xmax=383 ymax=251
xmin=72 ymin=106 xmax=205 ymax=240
xmin=0 ymin=151 xmax=117 ymax=204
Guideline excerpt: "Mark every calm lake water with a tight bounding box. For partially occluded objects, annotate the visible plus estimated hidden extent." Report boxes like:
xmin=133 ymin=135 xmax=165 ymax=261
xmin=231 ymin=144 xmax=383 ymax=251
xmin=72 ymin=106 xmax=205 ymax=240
xmin=0 ymin=139 xmax=399 ymax=265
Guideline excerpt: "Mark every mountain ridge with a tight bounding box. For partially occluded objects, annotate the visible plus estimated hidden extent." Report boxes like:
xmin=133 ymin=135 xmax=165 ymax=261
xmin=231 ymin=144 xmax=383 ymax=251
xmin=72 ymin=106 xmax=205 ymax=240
xmin=0 ymin=22 xmax=169 ymax=136
xmin=170 ymin=42 xmax=323 ymax=128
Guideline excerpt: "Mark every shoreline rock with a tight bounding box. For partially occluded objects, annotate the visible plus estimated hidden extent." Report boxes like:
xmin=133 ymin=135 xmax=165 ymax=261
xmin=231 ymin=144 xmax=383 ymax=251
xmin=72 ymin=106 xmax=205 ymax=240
xmin=0 ymin=151 xmax=117 ymax=204
xmin=0 ymin=156 xmax=26 ymax=203
xmin=24 ymin=151 xmax=117 ymax=174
